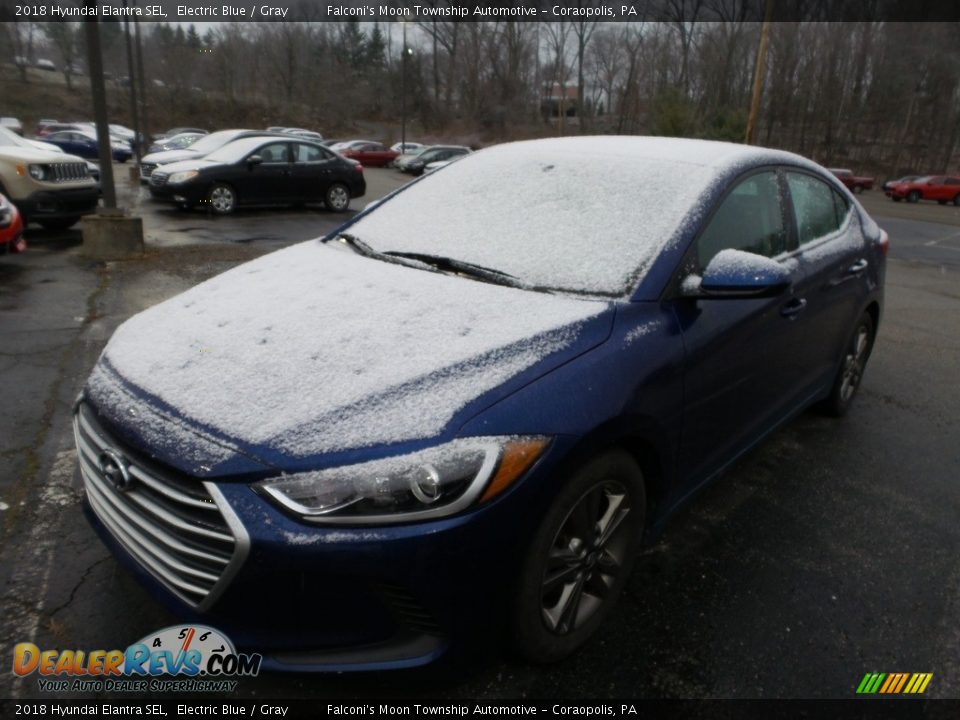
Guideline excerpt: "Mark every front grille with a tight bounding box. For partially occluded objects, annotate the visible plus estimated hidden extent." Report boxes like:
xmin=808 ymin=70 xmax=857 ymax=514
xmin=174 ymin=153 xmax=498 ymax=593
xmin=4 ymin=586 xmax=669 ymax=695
xmin=139 ymin=163 xmax=156 ymax=179
xmin=150 ymin=171 xmax=168 ymax=187
xmin=50 ymin=162 xmax=90 ymax=183
xmin=74 ymin=403 xmax=248 ymax=608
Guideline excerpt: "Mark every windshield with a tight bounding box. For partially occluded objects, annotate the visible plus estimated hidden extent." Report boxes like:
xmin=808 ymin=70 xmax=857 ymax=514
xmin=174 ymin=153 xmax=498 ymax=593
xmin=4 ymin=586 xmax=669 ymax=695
xmin=0 ymin=127 xmax=29 ymax=147
xmin=186 ymin=130 xmax=244 ymax=155
xmin=204 ymin=137 xmax=272 ymax=164
xmin=347 ymin=138 xmax=721 ymax=296
xmin=166 ymin=133 xmax=200 ymax=148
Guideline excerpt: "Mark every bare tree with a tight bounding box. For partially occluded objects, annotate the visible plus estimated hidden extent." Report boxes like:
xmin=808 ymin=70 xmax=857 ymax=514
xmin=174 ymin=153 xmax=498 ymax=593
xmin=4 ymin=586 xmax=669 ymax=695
xmin=5 ymin=21 xmax=37 ymax=82
xmin=44 ymin=22 xmax=80 ymax=90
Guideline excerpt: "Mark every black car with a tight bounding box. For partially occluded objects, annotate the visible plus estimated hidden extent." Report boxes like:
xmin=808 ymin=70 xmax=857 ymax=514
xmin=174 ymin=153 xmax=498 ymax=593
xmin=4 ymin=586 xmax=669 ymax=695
xmin=400 ymin=145 xmax=472 ymax=176
xmin=148 ymin=136 xmax=366 ymax=214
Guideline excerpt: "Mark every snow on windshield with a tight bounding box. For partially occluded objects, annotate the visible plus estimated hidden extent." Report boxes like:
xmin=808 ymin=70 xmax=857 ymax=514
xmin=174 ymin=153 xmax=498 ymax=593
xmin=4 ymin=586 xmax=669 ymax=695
xmin=349 ymin=137 xmax=736 ymax=296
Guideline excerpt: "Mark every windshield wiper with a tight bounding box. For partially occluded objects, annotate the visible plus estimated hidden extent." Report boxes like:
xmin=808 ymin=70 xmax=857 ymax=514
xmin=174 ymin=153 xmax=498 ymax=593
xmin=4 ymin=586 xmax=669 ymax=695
xmin=334 ymin=232 xmax=378 ymax=258
xmin=336 ymin=236 xmax=522 ymax=288
xmin=383 ymin=251 xmax=520 ymax=288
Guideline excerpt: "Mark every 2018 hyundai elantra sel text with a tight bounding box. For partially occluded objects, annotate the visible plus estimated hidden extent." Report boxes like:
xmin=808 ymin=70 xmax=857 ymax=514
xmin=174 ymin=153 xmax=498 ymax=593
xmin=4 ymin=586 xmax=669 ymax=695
xmin=75 ymin=137 xmax=886 ymax=671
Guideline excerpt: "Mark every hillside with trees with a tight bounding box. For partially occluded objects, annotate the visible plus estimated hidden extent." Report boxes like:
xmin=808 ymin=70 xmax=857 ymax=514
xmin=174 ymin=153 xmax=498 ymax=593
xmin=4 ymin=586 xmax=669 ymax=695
xmin=2 ymin=18 xmax=958 ymax=177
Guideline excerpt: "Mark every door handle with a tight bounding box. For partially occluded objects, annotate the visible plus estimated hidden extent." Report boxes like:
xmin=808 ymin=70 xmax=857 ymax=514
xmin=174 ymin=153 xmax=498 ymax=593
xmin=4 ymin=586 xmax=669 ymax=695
xmin=780 ymin=297 xmax=807 ymax=318
xmin=846 ymin=259 xmax=868 ymax=275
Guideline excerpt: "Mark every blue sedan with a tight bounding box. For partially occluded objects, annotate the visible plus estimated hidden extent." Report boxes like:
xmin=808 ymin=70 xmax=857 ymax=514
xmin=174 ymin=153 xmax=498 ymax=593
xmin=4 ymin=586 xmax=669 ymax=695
xmin=75 ymin=137 xmax=886 ymax=670
xmin=43 ymin=129 xmax=132 ymax=163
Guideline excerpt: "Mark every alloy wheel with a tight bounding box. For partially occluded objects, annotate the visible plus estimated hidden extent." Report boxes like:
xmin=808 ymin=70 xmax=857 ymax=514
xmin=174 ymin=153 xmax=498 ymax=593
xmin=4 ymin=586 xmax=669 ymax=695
xmin=210 ymin=186 xmax=235 ymax=214
xmin=840 ymin=323 xmax=870 ymax=403
xmin=540 ymin=481 xmax=632 ymax=635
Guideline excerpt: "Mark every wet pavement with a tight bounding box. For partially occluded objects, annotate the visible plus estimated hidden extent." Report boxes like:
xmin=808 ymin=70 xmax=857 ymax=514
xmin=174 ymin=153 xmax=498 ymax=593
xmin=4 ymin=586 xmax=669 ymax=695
xmin=0 ymin=177 xmax=958 ymax=699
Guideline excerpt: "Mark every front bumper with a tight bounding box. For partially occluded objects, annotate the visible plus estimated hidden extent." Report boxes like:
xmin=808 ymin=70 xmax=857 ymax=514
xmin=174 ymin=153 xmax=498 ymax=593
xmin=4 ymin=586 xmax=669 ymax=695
xmin=0 ymin=212 xmax=25 ymax=254
xmin=15 ymin=186 xmax=99 ymax=220
xmin=148 ymin=180 xmax=205 ymax=205
xmin=77 ymin=402 xmax=558 ymax=671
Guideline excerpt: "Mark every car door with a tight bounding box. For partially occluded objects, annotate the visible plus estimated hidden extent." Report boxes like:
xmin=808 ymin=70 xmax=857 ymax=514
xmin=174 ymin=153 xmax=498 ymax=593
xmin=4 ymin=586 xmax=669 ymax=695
xmin=672 ymin=169 xmax=809 ymax=492
xmin=784 ymin=170 xmax=870 ymax=391
xmin=944 ymin=177 xmax=960 ymax=204
xmin=72 ymin=133 xmax=97 ymax=158
xmin=233 ymin=141 xmax=293 ymax=204
xmin=922 ymin=176 xmax=946 ymax=201
xmin=291 ymin=142 xmax=334 ymax=202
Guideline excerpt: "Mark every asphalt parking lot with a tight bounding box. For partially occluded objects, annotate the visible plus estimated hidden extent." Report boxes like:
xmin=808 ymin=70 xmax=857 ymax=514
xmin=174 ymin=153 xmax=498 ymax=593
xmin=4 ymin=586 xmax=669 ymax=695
xmin=0 ymin=177 xmax=958 ymax=700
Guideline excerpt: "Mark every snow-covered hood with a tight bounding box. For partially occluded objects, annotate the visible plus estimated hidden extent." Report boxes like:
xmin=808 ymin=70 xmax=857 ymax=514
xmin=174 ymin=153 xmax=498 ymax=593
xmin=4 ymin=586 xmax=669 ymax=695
xmin=152 ymin=158 xmax=217 ymax=175
xmin=87 ymin=242 xmax=612 ymax=473
xmin=0 ymin=146 xmax=83 ymax=164
xmin=140 ymin=148 xmax=202 ymax=165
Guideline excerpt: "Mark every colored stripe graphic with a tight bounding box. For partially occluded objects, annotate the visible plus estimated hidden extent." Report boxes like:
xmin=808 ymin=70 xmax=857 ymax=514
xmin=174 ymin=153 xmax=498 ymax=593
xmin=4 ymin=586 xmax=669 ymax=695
xmin=857 ymin=672 xmax=932 ymax=694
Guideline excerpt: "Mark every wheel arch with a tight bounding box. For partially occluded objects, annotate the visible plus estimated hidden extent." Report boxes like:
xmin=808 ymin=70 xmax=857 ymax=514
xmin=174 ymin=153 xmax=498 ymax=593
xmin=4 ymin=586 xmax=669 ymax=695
xmin=547 ymin=419 xmax=673 ymax=540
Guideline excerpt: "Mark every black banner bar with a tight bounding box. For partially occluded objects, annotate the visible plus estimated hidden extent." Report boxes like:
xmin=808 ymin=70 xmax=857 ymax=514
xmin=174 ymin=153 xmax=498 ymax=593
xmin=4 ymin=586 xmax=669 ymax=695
xmin=1 ymin=699 xmax=958 ymax=719
xmin=1 ymin=0 xmax=959 ymax=23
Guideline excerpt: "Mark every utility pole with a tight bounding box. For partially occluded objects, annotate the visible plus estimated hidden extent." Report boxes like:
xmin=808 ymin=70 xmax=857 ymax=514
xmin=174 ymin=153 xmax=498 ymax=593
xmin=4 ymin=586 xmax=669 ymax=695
xmin=123 ymin=4 xmax=142 ymax=163
xmin=133 ymin=6 xmax=150 ymax=141
xmin=401 ymin=20 xmax=407 ymax=150
xmin=84 ymin=11 xmax=117 ymax=209
xmin=745 ymin=0 xmax=773 ymax=146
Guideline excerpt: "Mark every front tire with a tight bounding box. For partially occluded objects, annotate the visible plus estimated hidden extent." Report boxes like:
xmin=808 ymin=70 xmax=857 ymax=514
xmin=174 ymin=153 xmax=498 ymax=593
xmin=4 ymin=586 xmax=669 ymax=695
xmin=907 ymin=190 xmax=920 ymax=203
xmin=821 ymin=312 xmax=876 ymax=417
xmin=207 ymin=183 xmax=237 ymax=215
xmin=853 ymin=185 xmax=863 ymax=194
xmin=512 ymin=450 xmax=645 ymax=663
xmin=324 ymin=183 xmax=350 ymax=212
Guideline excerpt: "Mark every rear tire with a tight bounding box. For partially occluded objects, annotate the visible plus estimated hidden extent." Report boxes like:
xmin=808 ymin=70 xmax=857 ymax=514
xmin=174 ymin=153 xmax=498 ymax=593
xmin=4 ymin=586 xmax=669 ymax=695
xmin=907 ymin=190 xmax=920 ymax=203
xmin=512 ymin=450 xmax=645 ymax=663
xmin=853 ymin=185 xmax=863 ymax=194
xmin=953 ymin=194 xmax=960 ymax=206
xmin=820 ymin=312 xmax=876 ymax=417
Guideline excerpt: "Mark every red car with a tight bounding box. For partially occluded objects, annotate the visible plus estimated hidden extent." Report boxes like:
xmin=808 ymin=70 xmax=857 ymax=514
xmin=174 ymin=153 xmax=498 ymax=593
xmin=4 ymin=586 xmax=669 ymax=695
xmin=0 ymin=193 xmax=26 ymax=254
xmin=339 ymin=141 xmax=399 ymax=168
xmin=886 ymin=175 xmax=960 ymax=204
xmin=828 ymin=168 xmax=874 ymax=193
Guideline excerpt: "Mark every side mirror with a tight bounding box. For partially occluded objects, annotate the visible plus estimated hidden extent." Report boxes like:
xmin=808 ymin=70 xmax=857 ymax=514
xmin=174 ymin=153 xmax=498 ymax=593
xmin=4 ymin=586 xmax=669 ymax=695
xmin=247 ymin=155 xmax=263 ymax=168
xmin=688 ymin=249 xmax=791 ymax=299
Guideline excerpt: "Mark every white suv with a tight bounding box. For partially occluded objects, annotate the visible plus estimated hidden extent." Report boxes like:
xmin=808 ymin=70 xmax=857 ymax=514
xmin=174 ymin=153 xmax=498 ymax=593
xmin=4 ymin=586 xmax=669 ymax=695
xmin=0 ymin=145 xmax=98 ymax=230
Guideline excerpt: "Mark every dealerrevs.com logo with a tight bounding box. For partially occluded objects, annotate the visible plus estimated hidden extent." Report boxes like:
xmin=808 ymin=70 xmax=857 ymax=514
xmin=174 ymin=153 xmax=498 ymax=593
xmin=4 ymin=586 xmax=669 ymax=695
xmin=12 ymin=625 xmax=261 ymax=693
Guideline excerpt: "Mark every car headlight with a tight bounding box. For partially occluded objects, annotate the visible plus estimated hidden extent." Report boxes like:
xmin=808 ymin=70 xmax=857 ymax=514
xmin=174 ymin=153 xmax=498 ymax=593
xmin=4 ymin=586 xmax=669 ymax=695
xmin=255 ymin=436 xmax=549 ymax=525
xmin=28 ymin=164 xmax=48 ymax=181
xmin=167 ymin=170 xmax=199 ymax=185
